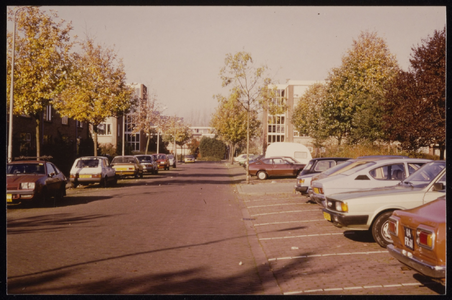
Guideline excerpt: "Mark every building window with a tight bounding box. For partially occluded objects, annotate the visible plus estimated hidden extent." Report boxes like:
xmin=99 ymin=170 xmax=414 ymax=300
xmin=62 ymin=116 xmax=68 ymax=125
xmin=267 ymin=113 xmax=285 ymax=145
xmin=76 ymin=121 xmax=83 ymax=128
xmin=126 ymin=133 xmax=140 ymax=151
xmin=294 ymin=130 xmax=300 ymax=137
xmin=43 ymin=134 xmax=52 ymax=145
xmin=98 ymin=123 xmax=112 ymax=136
xmin=43 ymin=105 xmax=52 ymax=122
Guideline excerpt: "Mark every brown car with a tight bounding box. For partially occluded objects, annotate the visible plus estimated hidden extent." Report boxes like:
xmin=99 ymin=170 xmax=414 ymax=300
xmin=387 ymin=195 xmax=445 ymax=283
xmin=248 ymin=156 xmax=306 ymax=180
xmin=111 ymin=155 xmax=143 ymax=178
xmin=7 ymin=159 xmax=67 ymax=206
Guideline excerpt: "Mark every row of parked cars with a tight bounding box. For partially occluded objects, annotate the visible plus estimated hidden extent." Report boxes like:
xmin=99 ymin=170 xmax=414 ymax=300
xmin=6 ymin=153 xmax=182 ymax=206
xmin=291 ymin=155 xmax=446 ymax=284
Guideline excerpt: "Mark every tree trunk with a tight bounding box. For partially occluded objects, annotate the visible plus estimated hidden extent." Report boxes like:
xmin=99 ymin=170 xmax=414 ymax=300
xmin=246 ymin=108 xmax=250 ymax=184
xmin=93 ymin=124 xmax=98 ymax=156
xmin=35 ymin=114 xmax=41 ymax=160
xmin=145 ymin=135 xmax=151 ymax=155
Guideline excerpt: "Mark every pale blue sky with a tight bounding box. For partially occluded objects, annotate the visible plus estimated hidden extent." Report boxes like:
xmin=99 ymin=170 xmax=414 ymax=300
xmin=11 ymin=6 xmax=446 ymax=125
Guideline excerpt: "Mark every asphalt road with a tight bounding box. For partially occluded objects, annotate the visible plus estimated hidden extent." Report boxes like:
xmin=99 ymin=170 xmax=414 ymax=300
xmin=7 ymin=161 xmax=263 ymax=295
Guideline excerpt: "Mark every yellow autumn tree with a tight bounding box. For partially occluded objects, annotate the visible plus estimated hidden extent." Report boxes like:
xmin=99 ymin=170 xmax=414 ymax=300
xmin=7 ymin=7 xmax=76 ymax=159
xmin=53 ymin=38 xmax=133 ymax=156
xmin=210 ymin=93 xmax=260 ymax=163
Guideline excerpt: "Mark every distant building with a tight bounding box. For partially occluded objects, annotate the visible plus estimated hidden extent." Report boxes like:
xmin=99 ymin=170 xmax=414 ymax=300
xmin=264 ymin=80 xmax=325 ymax=153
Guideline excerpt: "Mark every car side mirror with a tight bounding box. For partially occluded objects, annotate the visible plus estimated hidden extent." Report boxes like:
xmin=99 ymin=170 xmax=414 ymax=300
xmin=432 ymin=182 xmax=445 ymax=191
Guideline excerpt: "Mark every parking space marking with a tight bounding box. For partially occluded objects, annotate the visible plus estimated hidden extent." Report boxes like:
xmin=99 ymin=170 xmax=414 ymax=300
xmin=284 ymin=282 xmax=425 ymax=294
xmin=247 ymin=203 xmax=306 ymax=208
xmin=254 ymin=219 xmax=324 ymax=226
xmin=268 ymin=250 xmax=387 ymax=261
xmin=251 ymin=209 xmax=319 ymax=216
xmin=259 ymin=232 xmax=343 ymax=241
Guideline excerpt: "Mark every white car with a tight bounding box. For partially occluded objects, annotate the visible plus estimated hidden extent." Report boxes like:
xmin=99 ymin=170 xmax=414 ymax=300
xmin=70 ymin=156 xmax=117 ymax=188
xmin=234 ymin=154 xmax=254 ymax=165
xmin=322 ymin=160 xmax=445 ymax=248
xmin=311 ymin=157 xmax=432 ymax=206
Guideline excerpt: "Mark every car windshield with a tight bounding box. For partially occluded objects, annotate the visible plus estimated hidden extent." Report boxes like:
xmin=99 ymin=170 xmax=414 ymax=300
xmin=7 ymin=163 xmax=45 ymax=175
xmin=76 ymin=159 xmax=99 ymax=168
xmin=321 ymin=160 xmax=355 ymax=176
xmin=136 ymin=156 xmax=152 ymax=163
xmin=402 ymin=161 xmax=445 ymax=185
xmin=167 ymin=155 xmax=174 ymax=159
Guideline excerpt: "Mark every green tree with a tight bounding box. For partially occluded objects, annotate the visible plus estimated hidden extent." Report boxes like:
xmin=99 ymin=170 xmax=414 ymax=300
xmin=53 ymin=37 xmax=133 ymax=156
xmin=7 ymin=7 xmax=75 ymax=159
xmin=324 ymin=31 xmax=399 ymax=145
xmin=291 ymin=83 xmax=329 ymax=155
xmin=219 ymin=52 xmax=273 ymax=182
xmin=383 ymin=28 xmax=445 ymax=159
xmin=164 ymin=116 xmax=192 ymax=156
xmin=211 ymin=93 xmax=260 ymax=163
xmin=199 ymin=136 xmax=226 ymax=160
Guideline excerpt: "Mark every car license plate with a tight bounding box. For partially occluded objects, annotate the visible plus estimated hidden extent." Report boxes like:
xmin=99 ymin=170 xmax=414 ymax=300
xmin=79 ymin=175 xmax=91 ymax=178
xmin=117 ymin=167 xmax=128 ymax=171
xmin=7 ymin=194 xmax=12 ymax=203
xmin=323 ymin=212 xmax=331 ymax=221
xmin=404 ymin=227 xmax=414 ymax=250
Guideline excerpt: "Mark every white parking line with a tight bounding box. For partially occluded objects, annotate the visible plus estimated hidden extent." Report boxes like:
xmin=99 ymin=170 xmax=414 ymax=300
xmin=251 ymin=209 xmax=319 ymax=216
xmin=284 ymin=282 xmax=425 ymax=294
xmin=260 ymin=232 xmax=343 ymax=241
xmin=268 ymin=250 xmax=387 ymax=261
xmin=254 ymin=219 xmax=324 ymax=226
xmin=247 ymin=203 xmax=305 ymax=208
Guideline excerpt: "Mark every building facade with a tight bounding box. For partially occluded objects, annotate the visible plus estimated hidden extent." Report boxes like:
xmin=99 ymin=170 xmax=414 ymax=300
xmin=263 ymin=80 xmax=324 ymax=153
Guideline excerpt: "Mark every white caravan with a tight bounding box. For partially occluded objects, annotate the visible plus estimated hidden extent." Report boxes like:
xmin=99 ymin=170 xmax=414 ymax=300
xmin=265 ymin=142 xmax=312 ymax=165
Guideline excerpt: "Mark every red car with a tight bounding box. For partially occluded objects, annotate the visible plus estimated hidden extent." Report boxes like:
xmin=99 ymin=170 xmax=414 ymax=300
xmin=7 ymin=159 xmax=67 ymax=206
xmin=153 ymin=153 xmax=170 ymax=170
xmin=248 ymin=156 xmax=306 ymax=180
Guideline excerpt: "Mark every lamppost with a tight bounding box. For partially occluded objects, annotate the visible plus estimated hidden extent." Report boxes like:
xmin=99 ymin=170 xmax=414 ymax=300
xmin=8 ymin=6 xmax=30 ymax=163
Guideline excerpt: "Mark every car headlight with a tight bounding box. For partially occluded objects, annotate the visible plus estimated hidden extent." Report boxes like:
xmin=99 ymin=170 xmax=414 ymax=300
xmin=20 ymin=182 xmax=35 ymax=190
xmin=327 ymin=200 xmax=348 ymax=212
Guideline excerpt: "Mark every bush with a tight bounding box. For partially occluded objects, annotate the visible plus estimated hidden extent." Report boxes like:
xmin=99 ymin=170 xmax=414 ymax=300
xmin=199 ymin=137 xmax=226 ymax=160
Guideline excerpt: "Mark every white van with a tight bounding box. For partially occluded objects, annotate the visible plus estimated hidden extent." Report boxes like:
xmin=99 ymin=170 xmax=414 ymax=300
xmin=265 ymin=142 xmax=312 ymax=165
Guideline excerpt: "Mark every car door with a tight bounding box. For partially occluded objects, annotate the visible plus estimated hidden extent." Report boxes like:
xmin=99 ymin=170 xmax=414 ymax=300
xmin=45 ymin=162 xmax=61 ymax=196
xmin=422 ymin=172 xmax=446 ymax=204
xmin=364 ymin=163 xmax=406 ymax=189
xmin=272 ymin=158 xmax=292 ymax=176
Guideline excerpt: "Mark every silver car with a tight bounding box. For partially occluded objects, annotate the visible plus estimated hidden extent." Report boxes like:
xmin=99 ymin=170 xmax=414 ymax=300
xmin=135 ymin=155 xmax=158 ymax=175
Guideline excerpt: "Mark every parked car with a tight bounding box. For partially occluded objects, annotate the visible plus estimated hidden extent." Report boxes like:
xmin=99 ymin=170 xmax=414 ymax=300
xmin=295 ymin=157 xmax=350 ymax=195
xmin=307 ymin=155 xmax=409 ymax=201
xmin=184 ymin=155 xmax=195 ymax=163
xmin=70 ymin=156 xmax=117 ymax=188
xmin=111 ymin=155 xmax=143 ymax=178
xmin=311 ymin=157 xmax=431 ymax=206
xmin=387 ymin=195 xmax=445 ymax=283
xmin=321 ymin=160 xmax=445 ymax=247
xmin=135 ymin=155 xmax=158 ymax=175
xmin=153 ymin=154 xmax=170 ymax=170
xmin=7 ymin=159 xmax=67 ymax=206
xmin=243 ymin=154 xmax=264 ymax=168
xmin=235 ymin=154 xmax=254 ymax=166
xmin=248 ymin=156 xmax=306 ymax=180
xmin=167 ymin=154 xmax=177 ymax=168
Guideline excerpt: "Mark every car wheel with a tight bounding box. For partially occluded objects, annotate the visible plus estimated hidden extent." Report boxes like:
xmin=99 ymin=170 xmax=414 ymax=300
xmin=112 ymin=176 xmax=117 ymax=186
xmin=257 ymin=171 xmax=267 ymax=180
xmin=371 ymin=211 xmax=394 ymax=248
xmin=101 ymin=176 xmax=108 ymax=188
xmin=72 ymin=181 xmax=79 ymax=188
xmin=38 ymin=188 xmax=50 ymax=207
xmin=140 ymin=171 xmax=143 ymax=178
xmin=55 ymin=185 xmax=65 ymax=200
xmin=155 ymin=169 xmax=158 ymax=175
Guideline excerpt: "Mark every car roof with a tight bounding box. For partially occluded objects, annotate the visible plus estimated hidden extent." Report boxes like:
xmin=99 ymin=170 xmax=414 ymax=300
xmin=353 ymin=157 xmax=432 ymax=164
xmin=76 ymin=156 xmax=107 ymax=160
xmin=8 ymin=160 xmax=48 ymax=164
xmin=309 ymin=157 xmax=351 ymax=161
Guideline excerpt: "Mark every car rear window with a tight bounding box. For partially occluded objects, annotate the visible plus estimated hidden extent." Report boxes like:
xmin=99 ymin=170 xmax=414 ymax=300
xmin=76 ymin=159 xmax=99 ymax=168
